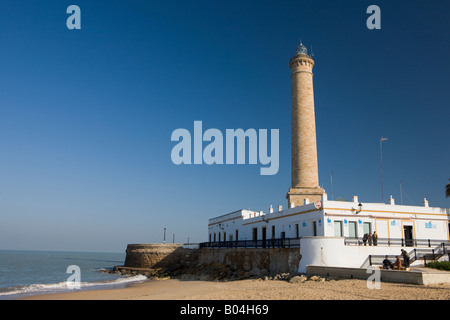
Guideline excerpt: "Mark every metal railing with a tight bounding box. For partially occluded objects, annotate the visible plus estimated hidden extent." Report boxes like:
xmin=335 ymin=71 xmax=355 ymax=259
xmin=420 ymin=242 xmax=449 ymax=265
xmin=199 ymin=237 xmax=301 ymax=249
xmin=368 ymin=242 xmax=449 ymax=266
xmin=344 ymin=237 xmax=450 ymax=248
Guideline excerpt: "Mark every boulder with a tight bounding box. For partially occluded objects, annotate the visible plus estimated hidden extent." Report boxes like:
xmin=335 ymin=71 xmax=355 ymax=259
xmin=308 ymin=275 xmax=321 ymax=282
xmin=289 ymin=275 xmax=307 ymax=284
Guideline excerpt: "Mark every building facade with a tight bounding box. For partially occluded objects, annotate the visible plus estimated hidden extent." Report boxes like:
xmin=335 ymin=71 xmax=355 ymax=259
xmin=208 ymin=194 xmax=450 ymax=244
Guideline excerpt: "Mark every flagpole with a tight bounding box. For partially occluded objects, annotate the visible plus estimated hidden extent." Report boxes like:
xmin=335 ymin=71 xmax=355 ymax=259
xmin=330 ymin=171 xmax=334 ymax=200
xmin=400 ymin=181 xmax=403 ymax=205
xmin=380 ymin=137 xmax=388 ymax=203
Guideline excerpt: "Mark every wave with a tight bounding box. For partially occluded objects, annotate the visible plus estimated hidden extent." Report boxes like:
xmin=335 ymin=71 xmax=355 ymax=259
xmin=0 ymin=274 xmax=148 ymax=298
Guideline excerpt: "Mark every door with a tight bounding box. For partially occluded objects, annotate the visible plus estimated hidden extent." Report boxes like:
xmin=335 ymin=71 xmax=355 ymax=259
xmin=404 ymin=225 xmax=414 ymax=246
xmin=349 ymin=221 xmax=357 ymax=238
xmin=262 ymin=227 xmax=267 ymax=248
xmin=252 ymin=228 xmax=258 ymax=241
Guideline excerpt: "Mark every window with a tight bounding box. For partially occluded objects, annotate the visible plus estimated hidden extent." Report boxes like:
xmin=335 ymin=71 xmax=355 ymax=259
xmin=313 ymin=221 xmax=317 ymax=236
xmin=295 ymin=224 xmax=299 ymax=238
xmin=334 ymin=221 xmax=343 ymax=237
xmin=363 ymin=222 xmax=372 ymax=235
xmin=349 ymin=221 xmax=357 ymax=238
xmin=272 ymin=225 xmax=276 ymax=238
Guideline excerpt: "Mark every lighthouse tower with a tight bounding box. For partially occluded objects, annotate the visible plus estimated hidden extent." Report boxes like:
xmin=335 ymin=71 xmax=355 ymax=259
xmin=286 ymin=42 xmax=324 ymax=207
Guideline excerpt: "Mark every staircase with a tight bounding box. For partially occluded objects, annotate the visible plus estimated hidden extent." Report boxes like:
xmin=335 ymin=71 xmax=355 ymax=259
xmin=410 ymin=242 xmax=450 ymax=265
xmin=367 ymin=242 xmax=450 ymax=268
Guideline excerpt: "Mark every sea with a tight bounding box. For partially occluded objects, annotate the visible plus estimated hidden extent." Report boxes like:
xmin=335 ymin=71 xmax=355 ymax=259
xmin=0 ymin=250 xmax=147 ymax=299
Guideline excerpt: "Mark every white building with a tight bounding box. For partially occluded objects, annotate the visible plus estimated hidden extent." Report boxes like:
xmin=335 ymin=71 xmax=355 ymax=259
xmin=209 ymin=193 xmax=449 ymax=244
xmin=207 ymin=193 xmax=450 ymax=272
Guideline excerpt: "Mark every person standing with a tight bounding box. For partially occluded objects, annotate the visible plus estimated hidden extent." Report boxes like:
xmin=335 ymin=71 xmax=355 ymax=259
xmin=373 ymin=231 xmax=378 ymax=246
xmin=363 ymin=233 xmax=368 ymax=246
xmin=401 ymin=249 xmax=410 ymax=270
xmin=368 ymin=232 xmax=373 ymax=246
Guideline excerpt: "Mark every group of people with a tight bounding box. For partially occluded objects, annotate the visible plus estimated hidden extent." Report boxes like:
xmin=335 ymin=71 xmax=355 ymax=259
xmin=362 ymin=231 xmax=378 ymax=246
xmin=382 ymin=249 xmax=410 ymax=270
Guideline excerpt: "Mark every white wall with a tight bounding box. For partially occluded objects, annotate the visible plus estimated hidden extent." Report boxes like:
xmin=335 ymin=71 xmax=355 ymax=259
xmin=298 ymin=237 xmax=436 ymax=273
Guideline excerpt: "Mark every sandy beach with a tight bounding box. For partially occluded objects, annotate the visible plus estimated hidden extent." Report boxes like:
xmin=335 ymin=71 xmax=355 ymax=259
xmin=21 ymin=277 xmax=450 ymax=300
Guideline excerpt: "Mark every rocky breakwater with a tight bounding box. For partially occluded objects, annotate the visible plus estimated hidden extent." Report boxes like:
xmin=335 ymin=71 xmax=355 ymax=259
xmin=109 ymin=264 xmax=329 ymax=284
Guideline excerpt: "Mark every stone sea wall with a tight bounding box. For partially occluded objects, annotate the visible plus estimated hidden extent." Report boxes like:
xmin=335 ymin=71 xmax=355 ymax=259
xmin=124 ymin=244 xmax=198 ymax=269
xmin=198 ymin=247 xmax=301 ymax=275
xmin=118 ymin=243 xmax=302 ymax=280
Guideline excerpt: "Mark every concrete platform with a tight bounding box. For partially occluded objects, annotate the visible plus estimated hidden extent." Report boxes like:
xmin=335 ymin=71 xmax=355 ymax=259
xmin=306 ymin=265 xmax=450 ymax=285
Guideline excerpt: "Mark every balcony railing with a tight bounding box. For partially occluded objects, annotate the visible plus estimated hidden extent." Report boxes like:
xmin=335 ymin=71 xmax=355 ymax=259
xmin=200 ymin=237 xmax=450 ymax=250
xmin=199 ymin=237 xmax=301 ymax=249
xmin=344 ymin=237 xmax=450 ymax=248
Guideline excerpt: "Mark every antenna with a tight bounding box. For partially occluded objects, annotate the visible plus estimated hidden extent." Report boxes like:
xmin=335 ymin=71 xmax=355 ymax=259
xmin=330 ymin=171 xmax=334 ymax=200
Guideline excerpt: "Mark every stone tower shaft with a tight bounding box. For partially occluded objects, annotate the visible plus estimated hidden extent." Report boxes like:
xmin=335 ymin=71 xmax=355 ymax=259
xmin=287 ymin=43 xmax=323 ymax=207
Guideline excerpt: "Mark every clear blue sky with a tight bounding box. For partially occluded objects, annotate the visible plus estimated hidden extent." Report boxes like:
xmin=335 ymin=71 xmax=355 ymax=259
xmin=0 ymin=1 xmax=449 ymax=252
